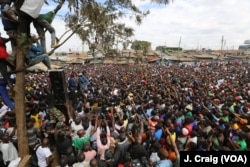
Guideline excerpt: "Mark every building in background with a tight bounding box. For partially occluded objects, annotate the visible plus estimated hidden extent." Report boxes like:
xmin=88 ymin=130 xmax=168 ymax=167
xmin=238 ymin=40 xmax=250 ymax=53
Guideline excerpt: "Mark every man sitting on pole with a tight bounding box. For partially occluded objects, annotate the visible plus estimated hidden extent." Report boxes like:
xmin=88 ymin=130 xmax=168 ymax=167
xmin=26 ymin=39 xmax=52 ymax=70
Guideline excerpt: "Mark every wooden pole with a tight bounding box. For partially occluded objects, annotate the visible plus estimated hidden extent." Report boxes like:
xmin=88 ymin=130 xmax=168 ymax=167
xmin=18 ymin=155 xmax=31 ymax=167
xmin=12 ymin=0 xmax=29 ymax=160
xmin=15 ymin=34 xmax=29 ymax=158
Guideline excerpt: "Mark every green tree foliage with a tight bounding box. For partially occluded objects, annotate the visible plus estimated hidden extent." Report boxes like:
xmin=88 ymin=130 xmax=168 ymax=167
xmin=15 ymin=0 xmax=171 ymax=54
xmin=62 ymin=0 xmax=171 ymax=54
xmin=131 ymin=40 xmax=151 ymax=51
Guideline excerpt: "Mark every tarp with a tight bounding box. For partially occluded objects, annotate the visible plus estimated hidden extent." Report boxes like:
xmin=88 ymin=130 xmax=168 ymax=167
xmin=26 ymin=63 xmax=62 ymax=72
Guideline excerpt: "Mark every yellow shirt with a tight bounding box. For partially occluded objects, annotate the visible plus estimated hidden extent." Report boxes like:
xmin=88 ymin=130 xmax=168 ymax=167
xmin=30 ymin=114 xmax=41 ymax=128
xmin=166 ymin=132 xmax=176 ymax=144
xmin=232 ymin=123 xmax=239 ymax=130
xmin=123 ymin=119 xmax=128 ymax=128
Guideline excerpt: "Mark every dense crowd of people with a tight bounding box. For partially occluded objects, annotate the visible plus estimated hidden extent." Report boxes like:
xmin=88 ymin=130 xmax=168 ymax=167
xmin=0 ymin=61 xmax=250 ymax=167
xmin=0 ymin=1 xmax=249 ymax=167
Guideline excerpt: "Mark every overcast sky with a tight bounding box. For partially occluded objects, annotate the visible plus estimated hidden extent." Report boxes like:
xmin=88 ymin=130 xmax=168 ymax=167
xmin=1 ymin=0 xmax=250 ymax=52
xmin=125 ymin=0 xmax=250 ymax=50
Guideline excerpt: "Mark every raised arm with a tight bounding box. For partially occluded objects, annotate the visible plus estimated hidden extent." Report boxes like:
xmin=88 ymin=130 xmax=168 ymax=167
xmin=89 ymin=114 xmax=98 ymax=137
xmin=104 ymin=118 xmax=111 ymax=146
xmin=53 ymin=0 xmax=65 ymax=14
xmin=136 ymin=114 xmax=144 ymax=135
xmin=111 ymin=107 xmax=115 ymax=130
xmin=96 ymin=121 xmax=102 ymax=148
xmin=166 ymin=128 xmax=179 ymax=155
xmin=141 ymin=106 xmax=149 ymax=122
xmin=85 ymin=121 xmax=91 ymax=135
xmin=65 ymin=101 xmax=72 ymax=121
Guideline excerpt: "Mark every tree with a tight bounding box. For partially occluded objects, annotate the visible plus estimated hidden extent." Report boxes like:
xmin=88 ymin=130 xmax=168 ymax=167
xmin=64 ymin=1 xmax=140 ymax=56
xmin=63 ymin=0 xmax=172 ymax=55
xmin=131 ymin=40 xmax=152 ymax=51
xmin=13 ymin=0 xmax=172 ymax=161
xmin=131 ymin=40 xmax=151 ymax=64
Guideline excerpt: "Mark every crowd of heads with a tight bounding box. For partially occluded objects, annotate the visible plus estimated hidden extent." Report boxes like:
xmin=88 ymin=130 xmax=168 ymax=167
xmin=0 ymin=61 xmax=250 ymax=166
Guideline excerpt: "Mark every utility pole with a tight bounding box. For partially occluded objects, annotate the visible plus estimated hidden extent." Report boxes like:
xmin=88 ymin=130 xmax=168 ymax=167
xmin=82 ymin=42 xmax=84 ymax=53
xmin=178 ymin=36 xmax=181 ymax=57
xmin=179 ymin=36 xmax=182 ymax=48
xmin=221 ymin=35 xmax=224 ymax=58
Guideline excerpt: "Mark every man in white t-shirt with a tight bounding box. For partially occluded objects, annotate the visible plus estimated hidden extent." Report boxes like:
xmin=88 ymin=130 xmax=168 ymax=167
xmin=69 ymin=116 xmax=84 ymax=140
xmin=0 ymin=134 xmax=18 ymax=166
xmin=36 ymin=138 xmax=52 ymax=167
xmin=19 ymin=0 xmax=45 ymax=38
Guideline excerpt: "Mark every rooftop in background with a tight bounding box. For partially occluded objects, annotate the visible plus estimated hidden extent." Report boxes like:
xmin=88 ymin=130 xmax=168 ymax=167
xmin=244 ymin=40 xmax=250 ymax=44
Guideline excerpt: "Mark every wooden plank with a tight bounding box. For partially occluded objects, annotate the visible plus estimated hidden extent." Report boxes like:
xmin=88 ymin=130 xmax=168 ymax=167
xmin=18 ymin=155 xmax=31 ymax=167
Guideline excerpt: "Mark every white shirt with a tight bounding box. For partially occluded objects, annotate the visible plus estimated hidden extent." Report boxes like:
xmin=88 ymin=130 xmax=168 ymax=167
xmin=0 ymin=104 xmax=8 ymax=118
xmin=0 ymin=142 xmax=18 ymax=165
xmin=73 ymin=162 xmax=89 ymax=167
xmin=69 ymin=119 xmax=84 ymax=139
xmin=7 ymin=157 xmax=21 ymax=167
xmin=20 ymin=0 xmax=44 ymax=18
xmin=150 ymin=152 xmax=160 ymax=163
xmin=39 ymin=110 xmax=47 ymax=121
xmin=36 ymin=146 xmax=52 ymax=167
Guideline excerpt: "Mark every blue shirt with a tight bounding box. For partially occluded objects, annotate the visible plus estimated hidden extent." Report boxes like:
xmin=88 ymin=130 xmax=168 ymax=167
xmin=68 ymin=76 xmax=77 ymax=90
xmin=78 ymin=75 xmax=89 ymax=88
xmin=156 ymin=159 xmax=173 ymax=167
xmin=146 ymin=108 xmax=153 ymax=117
xmin=0 ymin=2 xmax=18 ymax=31
xmin=27 ymin=44 xmax=43 ymax=58
xmin=154 ymin=129 xmax=163 ymax=141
